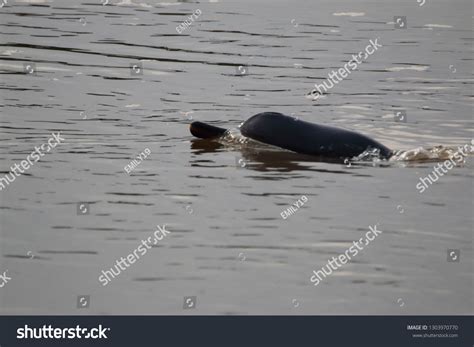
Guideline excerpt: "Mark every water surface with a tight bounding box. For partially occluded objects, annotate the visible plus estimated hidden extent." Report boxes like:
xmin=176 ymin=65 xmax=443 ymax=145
xmin=0 ymin=0 xmax=472 ymax=314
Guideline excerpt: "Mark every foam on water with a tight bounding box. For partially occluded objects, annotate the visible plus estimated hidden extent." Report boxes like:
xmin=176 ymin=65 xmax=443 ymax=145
xmin=389 ymin=143 xmax=473 ymax=162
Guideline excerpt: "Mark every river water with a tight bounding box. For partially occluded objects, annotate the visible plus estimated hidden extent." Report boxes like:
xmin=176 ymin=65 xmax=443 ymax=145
xmin=0 ymin=0 xmax=472 ymax=314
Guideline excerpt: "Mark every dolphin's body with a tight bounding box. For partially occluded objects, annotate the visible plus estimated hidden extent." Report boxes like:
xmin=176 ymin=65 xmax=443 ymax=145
xmin=190 ymin=112 xmax=392 ymax=159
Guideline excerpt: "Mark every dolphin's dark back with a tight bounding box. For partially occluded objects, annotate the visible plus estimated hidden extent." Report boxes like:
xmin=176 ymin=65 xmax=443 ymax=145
xmin=240 ymin=112 xmax=392 ymax=159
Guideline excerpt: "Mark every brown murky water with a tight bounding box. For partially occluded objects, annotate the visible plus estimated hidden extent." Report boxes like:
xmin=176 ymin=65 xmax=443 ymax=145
xmin=0 ymin=0 xmax=472 ymax=314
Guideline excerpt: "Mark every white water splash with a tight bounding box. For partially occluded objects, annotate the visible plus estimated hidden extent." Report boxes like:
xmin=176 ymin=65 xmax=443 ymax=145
xmin=221 ymin=128 xmax=250 ymax=145
xmin=390 ymin=145 xmax=472 ymax=162
xmin=353 ymin=148 xmax=383 ymax=163
xmin=352 ymin=144 xmax=473 ymax=164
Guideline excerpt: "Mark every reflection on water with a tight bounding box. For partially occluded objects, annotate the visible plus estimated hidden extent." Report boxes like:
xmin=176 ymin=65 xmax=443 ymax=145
xmin=0 ymin=0 xmax=472 ymax=315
